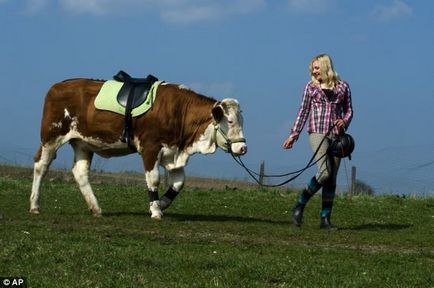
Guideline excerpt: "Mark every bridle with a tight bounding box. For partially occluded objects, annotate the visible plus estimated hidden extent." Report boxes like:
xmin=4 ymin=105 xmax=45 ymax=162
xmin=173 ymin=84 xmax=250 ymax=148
xmin=213 ymin=124 xmax=246 ymax=154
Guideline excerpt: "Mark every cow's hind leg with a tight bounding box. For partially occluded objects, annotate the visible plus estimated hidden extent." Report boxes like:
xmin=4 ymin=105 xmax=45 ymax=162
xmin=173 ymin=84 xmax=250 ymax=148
xmin=30 ymin=144 xmax=57 ymax=214
xmin=70 ymin=142 xmax=101 ymax=216
xmin=160 ymin=167 xmax=185 ymax=211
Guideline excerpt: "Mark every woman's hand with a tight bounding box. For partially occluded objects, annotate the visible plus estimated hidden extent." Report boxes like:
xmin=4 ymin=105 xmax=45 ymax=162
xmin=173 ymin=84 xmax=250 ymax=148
xmin=334 ymin=119 xmax=346 ymax=131
xmin=283 ymin=136 xmax=297 ymax=149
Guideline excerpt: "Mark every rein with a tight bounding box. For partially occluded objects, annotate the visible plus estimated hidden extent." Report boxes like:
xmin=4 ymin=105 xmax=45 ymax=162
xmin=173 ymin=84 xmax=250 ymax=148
xmin=230 ymin=124 xmax=337 ymax=187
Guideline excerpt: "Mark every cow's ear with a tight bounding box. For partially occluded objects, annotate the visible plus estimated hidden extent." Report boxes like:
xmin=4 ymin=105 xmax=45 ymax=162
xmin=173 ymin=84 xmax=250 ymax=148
xmin=212 ymin=105 xmax=224 ymax=123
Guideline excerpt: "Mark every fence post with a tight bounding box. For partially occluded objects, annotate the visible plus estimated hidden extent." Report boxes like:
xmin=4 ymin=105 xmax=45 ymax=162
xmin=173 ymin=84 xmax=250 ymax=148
xmin=259 ymin=160 xmax=265 ymax=186
xmin=350 ymin=166 xmax=356 ymax=196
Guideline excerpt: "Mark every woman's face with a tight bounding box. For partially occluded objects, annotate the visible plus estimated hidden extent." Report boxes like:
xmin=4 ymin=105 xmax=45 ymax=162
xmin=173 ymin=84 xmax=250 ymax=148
xmin=312 ymin=60 xmax=322 ymax=82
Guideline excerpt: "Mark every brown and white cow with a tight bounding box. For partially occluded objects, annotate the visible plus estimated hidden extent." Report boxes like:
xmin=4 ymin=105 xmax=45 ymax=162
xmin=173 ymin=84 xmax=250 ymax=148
xmin=30 ymin=78 xmax=247 ymax=219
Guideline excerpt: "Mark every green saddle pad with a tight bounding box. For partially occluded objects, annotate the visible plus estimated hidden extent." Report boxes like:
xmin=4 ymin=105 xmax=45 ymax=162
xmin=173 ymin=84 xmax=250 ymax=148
xmin=94 ymin=80 xmax=163 ymax=117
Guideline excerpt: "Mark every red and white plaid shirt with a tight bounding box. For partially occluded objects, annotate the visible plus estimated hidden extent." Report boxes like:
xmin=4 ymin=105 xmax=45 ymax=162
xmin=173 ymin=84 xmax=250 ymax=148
xmin=289 ymin=80 xmax=353 ymax=139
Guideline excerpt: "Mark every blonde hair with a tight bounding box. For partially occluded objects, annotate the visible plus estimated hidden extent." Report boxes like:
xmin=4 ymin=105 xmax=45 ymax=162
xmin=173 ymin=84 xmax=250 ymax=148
xmin=309 ymin=54 xmax=340 ymax=88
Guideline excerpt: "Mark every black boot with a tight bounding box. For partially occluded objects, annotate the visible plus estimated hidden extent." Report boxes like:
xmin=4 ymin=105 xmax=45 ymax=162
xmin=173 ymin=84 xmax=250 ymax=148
xmin=292 ymin=203 xmax=305 ymax=227
xmin=320 ymin=216 xmax=337 ymax=230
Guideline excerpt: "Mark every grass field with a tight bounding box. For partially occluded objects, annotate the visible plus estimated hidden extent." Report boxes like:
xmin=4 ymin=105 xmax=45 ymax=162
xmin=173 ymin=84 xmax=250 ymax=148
xmin=0 ymin=166 xmax=433 ymax=287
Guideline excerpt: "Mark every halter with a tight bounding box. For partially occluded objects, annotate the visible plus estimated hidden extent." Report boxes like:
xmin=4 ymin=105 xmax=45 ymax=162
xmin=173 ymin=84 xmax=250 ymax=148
xmin=213 ymin=124 xmax=246 ymax=153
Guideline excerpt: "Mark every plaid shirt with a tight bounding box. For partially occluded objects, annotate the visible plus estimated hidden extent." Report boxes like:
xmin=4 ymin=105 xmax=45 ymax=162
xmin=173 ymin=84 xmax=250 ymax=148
xmin=289 ymin=80 xmax=353 ymax=139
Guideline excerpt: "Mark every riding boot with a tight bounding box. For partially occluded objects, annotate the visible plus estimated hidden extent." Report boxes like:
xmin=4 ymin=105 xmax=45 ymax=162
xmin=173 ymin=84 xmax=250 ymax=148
xmin=320 ymin=181 xmax=337 ymax=229
xmin=291 ymin=177 xmax=322 ymax=227
xmin=320 ymin=215 xmax=337 ymax=229
xmin=292 ymin=203 xmax=305 ymax=226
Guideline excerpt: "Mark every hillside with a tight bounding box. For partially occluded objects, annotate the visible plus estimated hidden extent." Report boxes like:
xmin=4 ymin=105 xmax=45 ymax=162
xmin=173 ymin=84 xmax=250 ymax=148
xmin=0 ymin=164 xmax=274 ymax=191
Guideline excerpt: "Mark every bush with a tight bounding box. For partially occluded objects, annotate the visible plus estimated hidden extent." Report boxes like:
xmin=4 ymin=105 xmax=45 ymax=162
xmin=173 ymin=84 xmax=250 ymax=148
xmin=353 ymin=179 xmax=375 ymax=195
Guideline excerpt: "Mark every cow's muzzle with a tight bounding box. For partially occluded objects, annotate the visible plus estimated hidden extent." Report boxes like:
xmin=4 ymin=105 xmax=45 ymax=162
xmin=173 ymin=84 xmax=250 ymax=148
xmin=214 ymin=126 xmax=247 ymax=155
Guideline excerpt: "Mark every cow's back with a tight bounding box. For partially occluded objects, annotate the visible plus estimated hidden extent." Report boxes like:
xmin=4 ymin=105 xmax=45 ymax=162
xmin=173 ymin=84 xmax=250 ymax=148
xmin=135 ymin=84 xmax=217 ymax=151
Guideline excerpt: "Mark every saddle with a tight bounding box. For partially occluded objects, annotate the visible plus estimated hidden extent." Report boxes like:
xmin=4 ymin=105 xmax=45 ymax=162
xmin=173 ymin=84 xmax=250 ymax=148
xmin=113 ymin=70 xmax=158 ymax=151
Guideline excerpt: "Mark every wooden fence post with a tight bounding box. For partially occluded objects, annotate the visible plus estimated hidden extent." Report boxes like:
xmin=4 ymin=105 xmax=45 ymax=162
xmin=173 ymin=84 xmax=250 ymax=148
xmin=259 ymin=160 xmax=265 ymax=186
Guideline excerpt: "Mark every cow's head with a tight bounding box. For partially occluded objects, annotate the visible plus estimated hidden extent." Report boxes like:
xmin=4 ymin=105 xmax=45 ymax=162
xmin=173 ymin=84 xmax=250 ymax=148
xmin=212 ymin=99 xmax=247 ymax=156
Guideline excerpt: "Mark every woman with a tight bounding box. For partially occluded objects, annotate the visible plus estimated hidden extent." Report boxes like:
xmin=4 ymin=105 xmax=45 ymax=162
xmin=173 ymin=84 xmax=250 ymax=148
xmin=282 ymin=54 xmax=353 ymax=229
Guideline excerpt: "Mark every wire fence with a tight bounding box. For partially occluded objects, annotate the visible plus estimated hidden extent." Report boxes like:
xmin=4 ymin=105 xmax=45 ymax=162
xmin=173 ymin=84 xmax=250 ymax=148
xmin=0 ymin=147 xmax=433 ymax=196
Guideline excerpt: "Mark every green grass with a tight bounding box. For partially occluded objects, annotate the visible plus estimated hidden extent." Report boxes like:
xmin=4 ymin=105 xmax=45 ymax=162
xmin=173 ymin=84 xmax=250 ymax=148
xmin=0 ymin=174 xmax=433 ymax=287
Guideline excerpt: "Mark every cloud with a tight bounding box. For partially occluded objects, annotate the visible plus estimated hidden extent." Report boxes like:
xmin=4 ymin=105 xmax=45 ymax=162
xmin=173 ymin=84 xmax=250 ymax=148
xmin=371 ymin=0 xmax=413 ymax=22
xmin=24 ymin=0 xmax=48 ymax=14
xmin=59 ymin=0 xmax=107 ymax=15
xmin=161 ymin=4 xmax=222 ymax=24
xmin=56 ymin=0 xmax=265 ymax=23
xmin=287 ymin=0 xmax=335 ymax=14
xmin=161 ymin=0 xmax=266 ymax=24
xmin=189 ymin=81 xmax=235 ymax=98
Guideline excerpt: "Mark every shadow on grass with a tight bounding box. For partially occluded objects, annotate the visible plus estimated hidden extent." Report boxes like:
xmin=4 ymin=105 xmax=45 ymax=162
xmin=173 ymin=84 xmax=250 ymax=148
xmin=104 ymin=211 xmax=149 ymax=217
xmin=167 ymin=212 xmax=287 ymax=224
xmin=104 ymin=211 xmax=287 ymax=224
xmin=340 ymin=223 xmax=412 ymax=231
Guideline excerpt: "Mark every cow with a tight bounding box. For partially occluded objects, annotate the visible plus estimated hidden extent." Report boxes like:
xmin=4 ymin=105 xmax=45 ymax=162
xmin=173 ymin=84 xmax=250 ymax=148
xmin=30 ymin=76 xmax=247 ymax=219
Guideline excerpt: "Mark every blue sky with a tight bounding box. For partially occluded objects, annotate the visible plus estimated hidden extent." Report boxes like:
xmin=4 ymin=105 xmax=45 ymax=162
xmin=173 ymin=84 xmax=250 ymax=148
xmin=0 ymin=0 xmax=433 ymax=194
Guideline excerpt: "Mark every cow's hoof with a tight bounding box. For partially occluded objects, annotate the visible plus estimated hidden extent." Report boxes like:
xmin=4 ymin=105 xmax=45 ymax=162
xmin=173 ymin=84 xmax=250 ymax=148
xmin=90 ymin=208 xmax=102 ymax=217
xmin=149 ymin=201 xmax=162 ymax=220
xmin=151 ymin=213 xmax=162 ymax=220
xmin=30 ymin=208 xmax=40 ymax=214
xmin=92 ymin=212 xmax=102 ymax=218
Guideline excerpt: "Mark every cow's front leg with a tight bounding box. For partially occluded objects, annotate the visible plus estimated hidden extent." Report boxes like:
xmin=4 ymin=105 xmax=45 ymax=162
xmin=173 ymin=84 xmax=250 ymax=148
xmin=160 ymin=167 xmax=185 ymax=210
xmin=145 ymin=162 xmax=163 ymax=220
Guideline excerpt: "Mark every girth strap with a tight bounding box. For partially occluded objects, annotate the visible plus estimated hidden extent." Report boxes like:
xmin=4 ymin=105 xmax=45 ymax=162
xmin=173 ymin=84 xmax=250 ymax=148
xmin=113 ymin=70 xmax=158 ymax=151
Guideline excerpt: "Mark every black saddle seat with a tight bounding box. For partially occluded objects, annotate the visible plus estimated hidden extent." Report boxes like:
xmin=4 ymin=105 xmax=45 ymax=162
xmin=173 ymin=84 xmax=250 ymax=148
xmin=113 ymin=70 xmax=158 ymax=151
xmin=114 ymin=70 xmax=158 ymax=108
xmin=114 ymin=70 xmax=158 ymax=84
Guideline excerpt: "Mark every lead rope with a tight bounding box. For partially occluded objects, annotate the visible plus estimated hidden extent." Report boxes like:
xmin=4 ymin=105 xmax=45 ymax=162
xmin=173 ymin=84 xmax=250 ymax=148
xmin=231 ymin=124 xmax=337 ymax=187
xmin=341 ymin=145 xmax=353 ymax=201
xmin=232 ymin=153 xmax=326 ymax=187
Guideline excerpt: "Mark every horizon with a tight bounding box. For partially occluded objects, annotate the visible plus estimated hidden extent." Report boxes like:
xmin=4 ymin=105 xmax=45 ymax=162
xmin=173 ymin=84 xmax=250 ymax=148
xmin=1 ymin=143 xmax=433 ymax=196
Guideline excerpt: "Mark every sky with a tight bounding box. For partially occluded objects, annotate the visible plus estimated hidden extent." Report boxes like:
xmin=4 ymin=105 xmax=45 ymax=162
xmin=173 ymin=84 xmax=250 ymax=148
xmin=0 ymin=0 xmax=433 ymax=195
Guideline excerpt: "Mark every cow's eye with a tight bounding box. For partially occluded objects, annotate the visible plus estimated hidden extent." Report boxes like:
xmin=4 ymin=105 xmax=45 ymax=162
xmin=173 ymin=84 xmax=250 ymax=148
xmin=228 ymin=120 xmax=234 ymax=125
